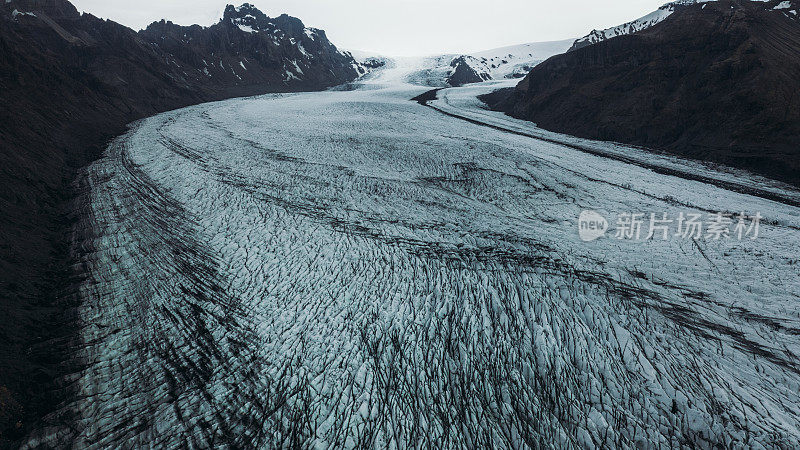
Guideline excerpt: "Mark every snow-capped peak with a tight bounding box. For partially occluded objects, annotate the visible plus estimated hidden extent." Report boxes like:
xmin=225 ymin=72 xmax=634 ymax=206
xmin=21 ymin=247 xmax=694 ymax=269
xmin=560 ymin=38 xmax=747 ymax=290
xmin=570 ymin=3 xmax=678 ymax=50
xmin=223 ymin=3 xmax=272 ymax=33
xmin=569 ymin=0 xmax=797 ymax=51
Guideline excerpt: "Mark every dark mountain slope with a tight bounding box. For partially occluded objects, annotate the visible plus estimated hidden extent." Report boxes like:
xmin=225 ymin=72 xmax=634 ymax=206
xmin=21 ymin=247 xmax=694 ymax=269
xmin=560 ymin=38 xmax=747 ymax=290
xmin=0 ymin=0 xmax=362 ymax=445
xmin=485 ymin=0 xmax=800 ymax=185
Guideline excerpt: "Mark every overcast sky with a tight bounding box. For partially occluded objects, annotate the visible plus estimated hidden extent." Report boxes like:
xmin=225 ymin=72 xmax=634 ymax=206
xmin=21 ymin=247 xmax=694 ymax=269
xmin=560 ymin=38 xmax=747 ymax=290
xmin=69 ymin=0 xmax=666 ymax=56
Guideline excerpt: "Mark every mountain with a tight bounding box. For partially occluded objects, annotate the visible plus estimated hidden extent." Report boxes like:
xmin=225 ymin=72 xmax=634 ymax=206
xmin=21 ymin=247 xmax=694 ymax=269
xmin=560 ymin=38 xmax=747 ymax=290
xmin=568 ymin=0 xmax=703 ymax=51
xmin=569 ymin=0 xmax=798 ymax=51
xmin=484 ymin=0 xmax=800 ymax=185
xmin=0 ymin=0 xmax=363 ymax=445
xmin=140 ymin=4 xmax=366 ymax=91
xmin=470 ymin=40 xmax=577 ymax=79
xmin=446 ymin=55 xmax=493 ymax=86
xmin=397 ymin=40 xmax=574 ymax=87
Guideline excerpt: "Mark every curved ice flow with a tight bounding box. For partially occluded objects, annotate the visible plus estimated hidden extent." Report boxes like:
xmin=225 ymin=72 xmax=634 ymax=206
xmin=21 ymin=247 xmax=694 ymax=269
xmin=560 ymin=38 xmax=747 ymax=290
xmin=25 ymin=69 xmax=800 ymax=448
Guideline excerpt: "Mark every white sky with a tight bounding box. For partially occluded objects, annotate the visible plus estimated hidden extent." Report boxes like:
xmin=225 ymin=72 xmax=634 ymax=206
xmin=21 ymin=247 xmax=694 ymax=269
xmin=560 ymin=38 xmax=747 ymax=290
xmin=69 ymin=0 xmax=667 ymax=56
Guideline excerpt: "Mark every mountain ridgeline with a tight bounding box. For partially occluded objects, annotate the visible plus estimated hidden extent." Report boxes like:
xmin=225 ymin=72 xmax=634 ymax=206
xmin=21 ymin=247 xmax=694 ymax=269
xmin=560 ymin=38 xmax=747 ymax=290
xmin=484 ymin=0 xmax=800 ymax=185
xmin=0 ymin=0 xmax=363 ymax=444
xmin=141 ymin=4 xmax=366 ymax=93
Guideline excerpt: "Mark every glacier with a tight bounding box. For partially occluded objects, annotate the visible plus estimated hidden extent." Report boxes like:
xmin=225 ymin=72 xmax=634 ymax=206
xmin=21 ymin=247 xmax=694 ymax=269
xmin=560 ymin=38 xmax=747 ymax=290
xmin=22 ymin=62 xmax=800 ymax=449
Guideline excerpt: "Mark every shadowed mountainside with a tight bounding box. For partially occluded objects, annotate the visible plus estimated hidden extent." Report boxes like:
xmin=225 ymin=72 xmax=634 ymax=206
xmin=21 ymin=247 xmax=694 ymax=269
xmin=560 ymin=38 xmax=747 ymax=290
xmin=484 ymin=0 xmax=800 ymax=185
xmin=0 ymin=0 xmax=361 ymax=445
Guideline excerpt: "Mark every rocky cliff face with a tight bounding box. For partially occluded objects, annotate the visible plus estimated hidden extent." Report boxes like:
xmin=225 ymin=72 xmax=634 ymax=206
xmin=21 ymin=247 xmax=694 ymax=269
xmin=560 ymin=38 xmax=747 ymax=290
xmin=139 ymin=4 xmax=365 ymax=93
xmin=0 ymin=0 xmax=363 ymax=445
xmin=486 ymin=0 xmax=800 ymax=185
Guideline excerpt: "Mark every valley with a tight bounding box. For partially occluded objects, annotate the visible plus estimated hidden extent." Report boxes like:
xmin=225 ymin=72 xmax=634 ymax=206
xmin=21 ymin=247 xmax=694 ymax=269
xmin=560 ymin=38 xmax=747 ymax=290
xmin=22 ymin=63 xmax=800 ymax=448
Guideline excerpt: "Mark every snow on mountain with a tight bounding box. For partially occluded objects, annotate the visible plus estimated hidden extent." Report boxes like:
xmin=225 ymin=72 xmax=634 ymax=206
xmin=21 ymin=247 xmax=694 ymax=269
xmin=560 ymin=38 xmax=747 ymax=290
xmin=224 ymin=3 xmax=328 ymax=44
xmin=220 ymin=3 xmax=375 ymax=78
xmin=772 ymin=0 xmax=800 ymax=15
xmin=10 ymin=8 xmax=36 ymax=19
xmin=470 ymin=40 xmax=577 ymax=79
xmin=569 ymin=4 xmax=679 ymax=51
xmin=391 ymin=39 xmax=575 ymax=88
xmin=569 ymin=0 xmax=799 ymax=51
xmin=345 ymin=49 xmax=390 ymax=73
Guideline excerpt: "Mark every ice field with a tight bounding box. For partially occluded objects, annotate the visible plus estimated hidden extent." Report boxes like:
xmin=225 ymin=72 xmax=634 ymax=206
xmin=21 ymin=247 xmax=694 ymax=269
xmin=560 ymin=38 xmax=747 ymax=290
xmin=24 ymin=64 xmax=800 ymax=448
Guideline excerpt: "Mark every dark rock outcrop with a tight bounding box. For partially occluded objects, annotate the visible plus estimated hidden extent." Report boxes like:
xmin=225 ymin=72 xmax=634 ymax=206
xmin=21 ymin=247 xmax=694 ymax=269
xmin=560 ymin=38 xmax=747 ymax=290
xmin=486 ymin=0 xmax=800 ymax=185
xmin=361 ymin=57 xmax=387 ymax=70
xmin=446 ymin=56 xmax=492 ymax=87
xmin=0 ymin=0 xmax=362 ymax=445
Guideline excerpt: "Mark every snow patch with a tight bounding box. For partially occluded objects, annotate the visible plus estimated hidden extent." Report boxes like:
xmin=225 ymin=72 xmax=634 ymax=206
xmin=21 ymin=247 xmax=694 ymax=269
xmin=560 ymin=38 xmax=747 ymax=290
xmin=290 ymin=60 xmax=303 ymax=75
xmin=298 ymin=43 xmax=310 ymax=58
xmin=237 ymin=24 xmax=256 ymax=33
xmin=11 ymin=9 xmax=36 ymax=19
